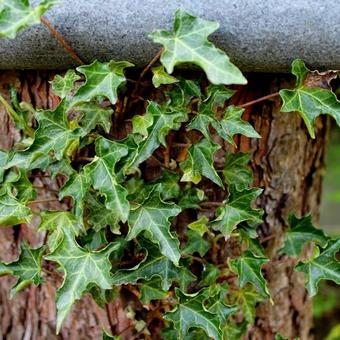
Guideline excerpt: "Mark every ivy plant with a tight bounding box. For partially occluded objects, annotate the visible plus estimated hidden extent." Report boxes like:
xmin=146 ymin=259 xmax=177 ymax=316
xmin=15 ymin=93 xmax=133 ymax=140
xmin=0 ymin=3 xmax=340 ymax=339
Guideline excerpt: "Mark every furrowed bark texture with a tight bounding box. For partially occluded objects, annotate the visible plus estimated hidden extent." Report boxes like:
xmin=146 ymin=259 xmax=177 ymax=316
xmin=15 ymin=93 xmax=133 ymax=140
xmin=0 ymin=71 xmax=329 ymax=339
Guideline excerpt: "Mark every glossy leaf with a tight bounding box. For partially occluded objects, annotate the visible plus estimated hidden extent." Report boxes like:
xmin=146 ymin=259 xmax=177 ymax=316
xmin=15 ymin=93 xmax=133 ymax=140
xmin=150 ymin=9 xmax=246 ymax=85
xmin=183 ymin=230 xmax=210 ymax=257
xmin=152 ymin=65 xmax=178 ymax=88
xmin=0 ymin=194 xmax=32 ymax=225
xmin=140 ymin=277 xmax=168 ymax=304
xmin=51 ymin=69 xmax=80 ymax=99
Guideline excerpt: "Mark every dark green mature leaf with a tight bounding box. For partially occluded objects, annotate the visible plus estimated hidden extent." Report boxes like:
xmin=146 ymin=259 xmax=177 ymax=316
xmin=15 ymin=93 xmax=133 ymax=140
xmin=152 ymin=65 xmax=178 ymax=88
xmin=0 ymin=194 xmax=32 ymax=225
xmin=0 ymin=242 xmax=44 ymax=297
xmin=210 ymin=186 xmax=263 ymax=237
xmin=167 ymin=79 xmax=201 ymax=110
xmin=230 ymin=251 xmax=270 ymax=298
xmin=73 ymin=60 xmax=133 ymax=105
xmin=150 ymin=9 xmax=246 ymax=85
xmin=164 ymin=288 xmax=223 ymax=340
xmin=85 ymin=137 xmax=130 ymax=223
xmin=112 ymin=239 xmax=195 ymax=290
xmin=180 ymin=138 xmax=223 ymax=187
xmin=0 ymin=0 xmax=58 ymax=39
xmin=222 ymin=321 xmax=248 ymax=340
xmin=140 ymin=277 xmax=167 ymax=304
xmin=183 ymin=230 xmax=210 ymax=257
xmin=6 ymin=100 xmax=81 ymax=170
xmin=295 ymin=240 xmax=340 ymax=296
xmin=199 ymin=264 xmax=220 ymax=287
xmin=51 ymin=69 xmax=80 ymax=99
xmin=127 ymin=101 xmax=187 ymax=172
xmin=0 ymin=150 xmax=8 ymax=182
xmin=45 ymin=227 xmax=119 ymax=333
xmin=223 ymin=152 xmax=253 ymax=191
xmin=280 ymin=59 xmax=340 ymax=138
xmin=127 ymin=188 xmax=181 ymax=264
xmin=280 ymin=214 xmax=329 ymax=257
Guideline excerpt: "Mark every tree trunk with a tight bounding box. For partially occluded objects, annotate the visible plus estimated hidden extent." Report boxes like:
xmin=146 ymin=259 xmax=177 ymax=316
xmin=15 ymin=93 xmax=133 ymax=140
xmin=0 ymin=71 xmax=329 ymax=339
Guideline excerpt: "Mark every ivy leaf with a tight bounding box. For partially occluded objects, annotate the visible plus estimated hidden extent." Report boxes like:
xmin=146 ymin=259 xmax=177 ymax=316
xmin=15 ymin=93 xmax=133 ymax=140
xmin=140 ymin=277 xmax=167 ymax=304
xmin=73 ymin=60 xmax=133 ymax=105
xmin=188 ymin=216 xmax=209 ymax=237
xmin=0 ymin=242 xmax=45 ymax=297
xmin=152 ymin=65 xmax=178 ymax=88
xmin=183 ymin=230 xmax=210 ymax=257
xmin=0 ymin=194 xmax=32 ymax=225
xmin=0 ymin=150 xmax=8 ymax=182
xmin=212 ymin=106 xmax=260 ymax=146
xmin=112 ymin=239 xmax=195 ymax=291
xmin=210 ymin=186 xmax=263 ymax=237
xmin=223 ymin=153 xmax=253 ymax=191
xmin=150 ymin=9 xmax=246 ymax=85
xmin=153 ymin=170 xmax=181 ymax=201
xmin=180 ymin=138 xmax=223 ymax=187
xmin=229 ymin=251 xmax=270 ymax=298
xmin=127 ymin=101 xmax=187 ymax=172
xmin=280 ymin=59 xmax=340 ymax=138
xmin=127 ymin=188 xmax=181 ymax=264
xmin=38 ymin=211 xmax=83 ymax=252
xmin=167 ymin=79 xmax=201 ymax=110
xmin=45 ymin=227 xmax=119 ymax=333
xmin=280 ymin=214 xmax=329 ymax=257
xmin=199 ymin=264 xmax=220 ymax=287
xmin=295 ymin=239 xmax=340 ymax=296
xmin=0 ymin=0 xmax=58 ymax=39
xmin=6 ymin=100 xmax=81 ymax=170
xmin=51 ymin=69 xmax=80 ymax=99
xmin=85 ymin=137 xmax=130 ymax=223
xmin=178 ymin=187 xmax=205 ymax=210
xmin=164 ymin=288 xmax=223 ymax=340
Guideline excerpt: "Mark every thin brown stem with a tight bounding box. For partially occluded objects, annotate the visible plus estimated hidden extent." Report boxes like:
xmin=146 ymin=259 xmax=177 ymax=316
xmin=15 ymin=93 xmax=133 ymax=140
xmin=29 ymin=198 xmax=60 ymax=205
xmin=239 ymin=92 xmax=280 ymax=108
xmin=41 ymin=16 xmax=84 ymax=65
xmin=33 ymin=186 xmax=59 ymax=193
xmin=200 ymin=201 xmax=222 ymax=208
xmin=139 ymin=48 xmax=163 ymax=81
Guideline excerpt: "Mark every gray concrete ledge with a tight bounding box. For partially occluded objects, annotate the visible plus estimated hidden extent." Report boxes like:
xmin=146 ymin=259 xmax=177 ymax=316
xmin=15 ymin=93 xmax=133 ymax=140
xmin=0 ymin=0 xmax=339 ymax=72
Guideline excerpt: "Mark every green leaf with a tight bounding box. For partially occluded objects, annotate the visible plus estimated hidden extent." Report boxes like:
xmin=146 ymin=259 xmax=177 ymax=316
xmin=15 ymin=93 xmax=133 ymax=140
xmin=112 ymin=239 xmax=195 ymax=291
xmin=127 ymin=101 xmax=187 ymax=172
xmin=280 ymin=214 xmax=329 ymax=257
xmin=210 ymin=186 xmax=263 ymax=237
xmin=0 ymin=194 xmax=32 ymax=225
xmin=152 ymin=65 xmax=178 ymax=88
xmin=223 ymin=152 xmax=253 ymax=191
xmin=229 ymin=251 xmax=270 ymax=298
xmin=6 ymin=99 xmax=81 ymax=170
xmin=51 ymin=69 xmax=80 ymax=99
xmin=183 ymin=230 xmax=210 ymax=257
xmin=85 ymin=137 xmax=130 ymax=223
xmin=45 ymin=227 xmax=119 ymax=333
xmin=164 ymin=288 xmax=223 ymax=340
xmin=127 ymin=188 xmax=181 ymax=264
xmin=150 ymin=9 xmax=246 ymax=85
xmin=73 ymin=60 xmax=133 ymax=105
xmin=0 ymin=0 xmax=58 ymax=39
xmin=0 ymin=242 xmax=44 ymax=297
xmin=38 ymin=211 xmax=83 ymax=252
xmin=188 ymin=216 xmax=209 ymax=237
xmin=280 ymin=59 xmax=340 ymax=138
xmin=140 ymin=277 xmax=167 ymax=304
xmin=0 ymin=150 xmax=8 ymax=182
xmin=295 ymin=239 xmax=340 ymax=296
xmin=199 ymin=264 xmax=220 ymax=287
xmin=180 ymin=138 xmax=223 ymax=187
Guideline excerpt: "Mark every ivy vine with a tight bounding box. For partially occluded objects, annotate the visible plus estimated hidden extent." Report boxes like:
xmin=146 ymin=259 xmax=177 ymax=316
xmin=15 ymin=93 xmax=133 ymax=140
xmin=0 ymin=2 xmax=340 ymax=339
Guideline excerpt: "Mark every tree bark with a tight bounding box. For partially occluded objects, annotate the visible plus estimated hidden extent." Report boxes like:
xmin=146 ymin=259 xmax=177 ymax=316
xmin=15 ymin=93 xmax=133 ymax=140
xmin=0 ymin=71 xmax=329 ymax=339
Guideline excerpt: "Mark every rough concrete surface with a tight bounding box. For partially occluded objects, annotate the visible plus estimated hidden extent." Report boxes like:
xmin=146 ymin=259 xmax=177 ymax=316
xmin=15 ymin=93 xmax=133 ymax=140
xmin=0 ymin=0 xmax=339 ymax=72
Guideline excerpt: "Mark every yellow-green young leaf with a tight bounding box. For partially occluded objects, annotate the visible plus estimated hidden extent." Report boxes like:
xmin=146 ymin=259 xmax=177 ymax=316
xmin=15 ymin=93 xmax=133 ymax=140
xmin=45 ymin=227 xmax=119 ymax=333
xmin=180 ymin=138 xmax=223 ymax=187
xmin=0 ymin=242 xmax=44 ymax=297
xmin=112 ymin=238 xmax=195 ymax=291
xmin=127 ymin=188 xmax=181 ymax=264
xmin=127 ymin=101 xmax=187 ymax=172
xmin=152 ymin=65 xmax=178 ymax=88
xmin=295 ymin=239 xmax=340 ymax=296
xmin=210 ymin=186 xmax=263 ymax=237
xmin=279 ymin=214 xmax=329 ymax=257
xmin=0 ymin=194 xmax=32 ymax=225
xmin=164 ymin=288 xmax=223 ymax=340
xmin=73 ymin=60 xmax=133 ymax=105
xmin=280 ymin=59 xmax=340 ymax=138
xmin=150 ymin=9 xmax=246 ymax=85
xmin=0 ymin=0 xmax=58 ymax=39
xmin=38 ymin=211 xmax=84 ymax=252
xmin=223 ymin=152 xmax=253 ymax=191
xmin=140 ymin=278 xmax=167 ymax=304
xmin=84 ymin=137 xmax=130 ymax=223
xmin=229 ymin=251 xmax=270 ymax=298
xmin=51 ymin=69 xmax=80 ymax=99
xmin=188 ymin=216 xmax=209 ymax=237
xmin=6 ymin=99 xmax=82 ymax=170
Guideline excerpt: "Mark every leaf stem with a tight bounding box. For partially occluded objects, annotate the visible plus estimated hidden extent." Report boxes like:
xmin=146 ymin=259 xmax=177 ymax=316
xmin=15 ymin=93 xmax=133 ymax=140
xmin=29 ymin=198 xmax=60 ymax=204
xmin=139 ymin=48 xmax=164 ymax=81
xmin=239 ymin=92 xmax=280 ymax=108
xmin=40 ymin=16 xmax=84 ymax=65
